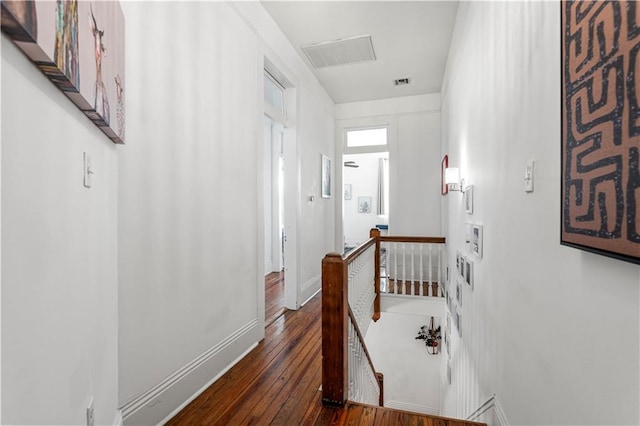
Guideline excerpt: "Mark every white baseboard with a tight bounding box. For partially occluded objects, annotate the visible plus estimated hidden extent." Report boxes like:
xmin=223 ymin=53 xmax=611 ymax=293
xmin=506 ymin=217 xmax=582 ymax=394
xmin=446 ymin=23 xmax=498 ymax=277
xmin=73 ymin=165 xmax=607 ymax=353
xmin=300 ymin=274 xmax=320 ymax=306
xmin=385 ymin=400 xmax=439 ymax=416
xmin=467 ymin=394 xmax=509 ymax=426
xmin=120 ymin=319 xmax=261 ymax=426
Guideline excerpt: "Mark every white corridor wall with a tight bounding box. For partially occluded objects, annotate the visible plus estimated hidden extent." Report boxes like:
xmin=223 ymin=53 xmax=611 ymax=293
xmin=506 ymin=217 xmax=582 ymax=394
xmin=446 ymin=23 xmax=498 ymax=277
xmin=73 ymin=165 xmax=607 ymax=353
xmin=2 ymin=37 xmax=119 ymax=425
xmin=440 ymin=2 xmax=640 ymax=425
xmin=118 ymin=2 xmax=335 ymax=424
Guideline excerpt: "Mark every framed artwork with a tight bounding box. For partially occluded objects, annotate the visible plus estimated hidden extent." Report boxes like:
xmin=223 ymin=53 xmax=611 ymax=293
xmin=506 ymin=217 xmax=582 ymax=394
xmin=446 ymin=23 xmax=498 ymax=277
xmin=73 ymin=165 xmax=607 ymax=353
xmin=455 ymin=251 xmax=462 ymax=275
xmin=465 ymin=257 xmax=473 ymax=289
xmin=321 ymin=154 xmax=332 ymax=198
xmin=455 ymin=278 xmax=462 ymax=308
xmin=1 ymin=0 xmax=126 ymax=144
xmin=561 ymin=1 xmax=640 ymax=265
xmin=344 ymin=184 xmax=352 ymax=200
xmin=441 ymin=155 xmax=449 ymax=195
xmin=358 ymin=196 xmax=372 ymax=213
xmin=464 ymin=185 xmax=474 ymax=214
xmin=465 ymin=223 xmax=472 ymax=252
xmin=457 ymin=308 xmax=462 ymax=337
xmin=472 ymin=224 xmax=483 ymax=258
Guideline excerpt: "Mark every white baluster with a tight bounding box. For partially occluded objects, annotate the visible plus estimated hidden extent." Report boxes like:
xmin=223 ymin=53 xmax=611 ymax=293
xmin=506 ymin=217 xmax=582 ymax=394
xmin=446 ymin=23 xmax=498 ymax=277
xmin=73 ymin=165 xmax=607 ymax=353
xmin=419 ymin=244 xmax=424 ymax=296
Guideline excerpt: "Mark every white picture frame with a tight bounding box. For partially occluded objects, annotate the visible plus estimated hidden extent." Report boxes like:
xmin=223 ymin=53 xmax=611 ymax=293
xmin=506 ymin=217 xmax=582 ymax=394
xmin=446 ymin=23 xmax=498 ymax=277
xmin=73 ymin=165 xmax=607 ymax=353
xmin=465 ymin=185 xmax=474 ymax=214
xmin=472 ymin=224 xmax=483 ymax=258
xmin=344 ymin=183 xmax=352 ymax=200
xmin=465 ymin=257 xmax=474 ymax=289
xmin=321 ymin=154 xmax=332 ymax=198
xmin=358 ymin=196 xmax=372 ymax=213
xmin=456 ymin=278 xmax=463 ymax=308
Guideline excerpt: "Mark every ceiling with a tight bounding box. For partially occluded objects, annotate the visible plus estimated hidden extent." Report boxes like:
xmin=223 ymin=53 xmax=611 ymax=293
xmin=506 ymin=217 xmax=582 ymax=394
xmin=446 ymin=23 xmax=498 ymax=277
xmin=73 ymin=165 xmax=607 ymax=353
xmin=261 ymin=1 xmax=459 ymax=104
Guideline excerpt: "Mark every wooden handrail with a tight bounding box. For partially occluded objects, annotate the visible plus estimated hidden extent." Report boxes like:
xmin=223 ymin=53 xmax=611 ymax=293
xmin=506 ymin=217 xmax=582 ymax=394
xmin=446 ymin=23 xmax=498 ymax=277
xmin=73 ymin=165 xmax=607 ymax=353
xmin=344 ymin=237 xmax=376 ymax=265
xmin=348 ymin=306 xmax=383 ymax=406
xmin=379 ymin=235 xmax=446 ymax=244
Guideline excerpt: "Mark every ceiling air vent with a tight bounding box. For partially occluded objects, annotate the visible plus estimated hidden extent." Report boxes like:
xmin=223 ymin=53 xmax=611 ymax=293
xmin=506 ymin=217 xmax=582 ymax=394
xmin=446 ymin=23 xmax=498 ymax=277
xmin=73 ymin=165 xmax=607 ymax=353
xmin=301 ymin=34 xmax=376 ymax=69
xmin=394 ymin=78 xmax=411 ymax=86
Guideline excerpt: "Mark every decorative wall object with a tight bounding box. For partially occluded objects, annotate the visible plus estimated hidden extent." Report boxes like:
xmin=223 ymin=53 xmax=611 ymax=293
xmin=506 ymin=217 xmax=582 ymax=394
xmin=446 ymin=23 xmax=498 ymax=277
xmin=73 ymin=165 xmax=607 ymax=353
xmin=464 ymin=185 xmax=474 ymax=214
xmin=321 ymin=154 xmax=332 ymax=198
xmin=465 ymin=257 xmax=473 ymax=289
xmin=472 ymin=224 xmax=483 ymax=258
xmin=441 ymin=155 xmax=449 ymax=195
xmin=358 ymin=196 xmax=372 ymax=213
xmin=561 ymin=0 xmax=640 ymax=265
xmin=455 ymin=278 xmax=462 ymax=307
xmin=1 ymin=0 xmax=126 ymax=144
xmin=465 ymin=223 xmax=472 ymax=252
xmin=455 ymin=251 xmax=462 ymax=275
xmin=344 ymin=184 xmax=352 ymax=200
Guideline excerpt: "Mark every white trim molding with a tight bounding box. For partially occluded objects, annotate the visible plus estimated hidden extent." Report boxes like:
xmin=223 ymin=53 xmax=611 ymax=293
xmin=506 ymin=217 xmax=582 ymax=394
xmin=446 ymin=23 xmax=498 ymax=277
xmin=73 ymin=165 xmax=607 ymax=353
xmin=467 ymin=394 xmax=509 ymax=426
xmin=120 ymin=319 xmax=261 ymax=425
xmin=299 ymin=274 xmax=320 ymax=306
xmin=385 ymin=401 xmax=438 ymax=416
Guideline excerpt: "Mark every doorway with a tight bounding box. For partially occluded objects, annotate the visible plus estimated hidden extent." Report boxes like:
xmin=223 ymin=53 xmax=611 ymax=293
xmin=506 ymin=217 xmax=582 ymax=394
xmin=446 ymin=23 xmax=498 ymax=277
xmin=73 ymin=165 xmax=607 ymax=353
xmin=342 ymin=151 xmax=389 ymax=252
xmin=264 ymin=116 xmax=286 ymax=325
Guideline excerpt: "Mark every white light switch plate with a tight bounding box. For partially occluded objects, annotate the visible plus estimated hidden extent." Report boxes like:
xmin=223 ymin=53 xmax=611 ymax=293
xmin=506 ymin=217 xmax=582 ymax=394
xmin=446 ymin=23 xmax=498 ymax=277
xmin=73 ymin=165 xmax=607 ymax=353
xmin=524 ymin=160 xmax=534 ymax=193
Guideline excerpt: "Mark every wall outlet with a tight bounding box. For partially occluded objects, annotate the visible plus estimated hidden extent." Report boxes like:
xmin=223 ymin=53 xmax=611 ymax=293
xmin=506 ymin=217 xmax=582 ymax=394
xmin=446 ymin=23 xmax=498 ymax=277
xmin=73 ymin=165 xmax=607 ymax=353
xmin=86 ymin=398 xmax=95 ymax=426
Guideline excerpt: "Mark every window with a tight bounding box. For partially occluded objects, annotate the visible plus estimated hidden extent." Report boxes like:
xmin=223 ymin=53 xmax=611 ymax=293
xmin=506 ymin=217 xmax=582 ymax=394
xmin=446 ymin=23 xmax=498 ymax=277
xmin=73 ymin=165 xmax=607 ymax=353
xmin=264 ymin=72 xmax=285 ymax=115
xmin=346 ymin=127 xmax=387 ymax=148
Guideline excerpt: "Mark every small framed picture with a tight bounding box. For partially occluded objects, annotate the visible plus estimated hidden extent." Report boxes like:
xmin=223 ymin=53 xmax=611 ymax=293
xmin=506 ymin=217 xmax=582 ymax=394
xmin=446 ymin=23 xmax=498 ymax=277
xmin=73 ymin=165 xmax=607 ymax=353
xmin=456 ymin=251 xmax=462 ymax=275
xmin=465 ymin=257 xmax=474 ymax=289
xmin=472 ymin=224 xmax=483 ymax=258
xmin=457 ymin=308 xmax=462 ymax=337
xmin=456 ymin=278 xmax=463 ymax=308
xmin=465 ymin=223 xmax=472 ymax=252
xmin=321 ymin=154 xmax=332 ymax=198
xmin=344 ymin=184 xmax=352 ymax=200
xmin=358 ymin=196 xmax=372 ymax=213
xmin=465 ymin=185 xmax=474 ymax=214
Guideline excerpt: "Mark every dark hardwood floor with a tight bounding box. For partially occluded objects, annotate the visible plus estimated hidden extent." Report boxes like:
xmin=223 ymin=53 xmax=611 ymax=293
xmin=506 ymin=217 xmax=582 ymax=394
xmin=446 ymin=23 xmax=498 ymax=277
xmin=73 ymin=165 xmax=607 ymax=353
xmin=166 ymin=276 xmax=484 ymax=425
xmin=265 ymin=271 xmax=286 ymax=326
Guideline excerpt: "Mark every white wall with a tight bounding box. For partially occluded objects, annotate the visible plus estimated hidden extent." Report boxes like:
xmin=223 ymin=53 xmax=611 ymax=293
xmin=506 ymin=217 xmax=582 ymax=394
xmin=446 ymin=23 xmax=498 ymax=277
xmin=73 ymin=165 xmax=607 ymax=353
xmin=366 ymin=297 xmax=445 ymax=416
xmin=336 ymin=94 xmax=442 ymax=240
xmin=117 ymin=2 xmax=335 ymax=424
xmin=440 ymin=2 xmax=640 ymax=425
xmin=1 ymin=37 xmax=119 ymax=426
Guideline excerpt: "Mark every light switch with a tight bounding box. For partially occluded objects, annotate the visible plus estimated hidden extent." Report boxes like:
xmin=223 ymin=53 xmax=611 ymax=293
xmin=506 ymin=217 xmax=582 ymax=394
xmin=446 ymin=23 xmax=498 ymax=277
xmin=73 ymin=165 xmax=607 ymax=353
xmin=524 ymin=160 xmax=534 ymax=193
xmin=84 ymin=152 xmax=93 ymax=188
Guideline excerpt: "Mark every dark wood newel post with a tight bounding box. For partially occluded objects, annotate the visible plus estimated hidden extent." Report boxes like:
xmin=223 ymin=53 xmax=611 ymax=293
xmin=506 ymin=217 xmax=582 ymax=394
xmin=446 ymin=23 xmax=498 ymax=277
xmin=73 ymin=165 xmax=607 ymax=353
xmin=369 ymin=228 xmax=381 ymax=322
xmin=321 ymin=252 xmax=348 ymax=406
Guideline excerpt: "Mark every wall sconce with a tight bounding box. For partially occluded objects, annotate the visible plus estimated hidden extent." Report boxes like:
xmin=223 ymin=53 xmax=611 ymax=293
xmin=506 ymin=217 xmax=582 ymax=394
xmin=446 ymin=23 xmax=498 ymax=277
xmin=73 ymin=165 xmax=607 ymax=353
xmin=444 ymin=167 xmax=465 ymax=192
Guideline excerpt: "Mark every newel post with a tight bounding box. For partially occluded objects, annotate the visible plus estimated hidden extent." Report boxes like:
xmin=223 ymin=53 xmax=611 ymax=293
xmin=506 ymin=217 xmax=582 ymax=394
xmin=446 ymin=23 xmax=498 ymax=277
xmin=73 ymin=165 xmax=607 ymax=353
xmin=369 ymin=228 xmax=381 ymax=322
xmin=321 ymin=252 xmax=348 ymax=406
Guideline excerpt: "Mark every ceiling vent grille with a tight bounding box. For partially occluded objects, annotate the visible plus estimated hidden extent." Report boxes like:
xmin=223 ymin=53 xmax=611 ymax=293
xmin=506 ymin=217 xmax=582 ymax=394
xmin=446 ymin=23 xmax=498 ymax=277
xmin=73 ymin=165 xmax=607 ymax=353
xmin=394 ymin=78 xmax=411 ymax=86
xmin=301 ymin=34 xmax=376 ymax=69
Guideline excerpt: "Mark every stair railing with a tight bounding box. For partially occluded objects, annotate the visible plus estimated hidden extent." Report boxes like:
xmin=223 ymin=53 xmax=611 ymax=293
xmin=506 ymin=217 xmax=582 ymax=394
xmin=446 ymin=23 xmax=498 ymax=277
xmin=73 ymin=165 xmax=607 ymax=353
xmin=321 ymin=230 xmax=445 ymax=407
xmin=321 ymin=237 xmax=382 ymax=407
